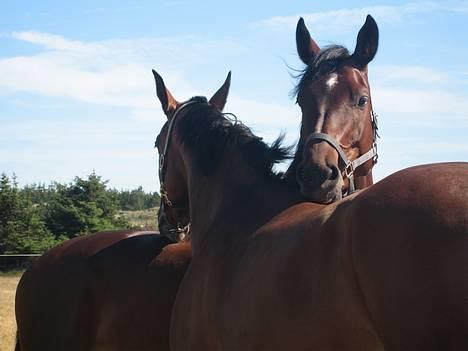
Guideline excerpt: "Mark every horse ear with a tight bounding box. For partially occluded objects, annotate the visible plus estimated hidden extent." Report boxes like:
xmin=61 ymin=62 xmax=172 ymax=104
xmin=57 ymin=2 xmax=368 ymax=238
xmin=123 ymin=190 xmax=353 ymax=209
xmin=209 ymin=71 xmax=231 ymax=111
xmin=296 ymin=17 xmax=320 ymax=65
xmin=352 ymin=15 xmax=379 ymax=67
xmin=152 ymin=69 xmax=178 ymax=118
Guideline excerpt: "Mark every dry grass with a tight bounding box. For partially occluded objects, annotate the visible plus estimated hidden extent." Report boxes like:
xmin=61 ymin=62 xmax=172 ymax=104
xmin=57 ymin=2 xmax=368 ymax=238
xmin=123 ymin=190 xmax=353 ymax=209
xmin=0 ymin=271 xmax=22 ymax=351
xmin=119 ymin=207 xmax=158 ymax=230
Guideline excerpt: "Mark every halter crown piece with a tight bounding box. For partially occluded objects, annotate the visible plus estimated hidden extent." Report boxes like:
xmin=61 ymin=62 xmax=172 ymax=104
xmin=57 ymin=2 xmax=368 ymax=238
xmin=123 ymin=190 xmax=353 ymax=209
xmin=304 ymin=109 xmax=379 ymax=195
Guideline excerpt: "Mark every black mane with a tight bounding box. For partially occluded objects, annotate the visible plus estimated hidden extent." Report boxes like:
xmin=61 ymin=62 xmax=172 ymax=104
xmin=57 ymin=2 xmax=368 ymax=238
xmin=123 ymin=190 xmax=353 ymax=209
xmin=294 ymin=45 xmax=350 ymax=97
xmin=177 ymin=97 xmax=291 ymax=180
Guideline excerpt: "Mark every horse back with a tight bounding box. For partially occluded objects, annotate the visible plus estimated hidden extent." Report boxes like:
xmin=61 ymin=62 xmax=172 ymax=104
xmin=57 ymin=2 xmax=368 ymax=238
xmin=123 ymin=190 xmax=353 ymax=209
xmin=86 ymin=235 xmax=191 ymax=350
xmin=348 ymin=162 xmax=468 ymax=350
xmin=15 ymin=230 xmax=179 ymax=350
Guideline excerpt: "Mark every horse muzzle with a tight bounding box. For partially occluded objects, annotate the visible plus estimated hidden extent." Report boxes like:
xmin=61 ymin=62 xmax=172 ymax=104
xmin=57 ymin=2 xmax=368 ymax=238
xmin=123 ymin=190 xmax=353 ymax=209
xmin=297 ymin=163 xmax=344 ymax=204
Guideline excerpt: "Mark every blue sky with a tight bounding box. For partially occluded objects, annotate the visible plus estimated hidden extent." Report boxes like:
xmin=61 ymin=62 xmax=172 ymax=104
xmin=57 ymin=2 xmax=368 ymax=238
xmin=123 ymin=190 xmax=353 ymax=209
xmin=1 ymin=1 xmax=467 ymax=191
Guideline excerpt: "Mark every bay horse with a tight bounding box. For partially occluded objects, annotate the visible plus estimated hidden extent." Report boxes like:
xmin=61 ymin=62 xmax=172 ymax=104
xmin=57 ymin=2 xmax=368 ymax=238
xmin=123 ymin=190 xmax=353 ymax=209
xmin=153 ymin=73 xmax=468 ymax=350
xmin=14 ymin=73 xmax=233 ymax=351
xmin=286 ymin=15 xmax=379 ymax=203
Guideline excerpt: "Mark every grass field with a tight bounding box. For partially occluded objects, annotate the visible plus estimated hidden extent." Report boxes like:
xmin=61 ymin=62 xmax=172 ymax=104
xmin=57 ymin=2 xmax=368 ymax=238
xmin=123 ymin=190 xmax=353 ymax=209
xmin=119 ymin=207 xmax=158 ymax=230
xmin=0 ymin=271 xmax=22 ymax=351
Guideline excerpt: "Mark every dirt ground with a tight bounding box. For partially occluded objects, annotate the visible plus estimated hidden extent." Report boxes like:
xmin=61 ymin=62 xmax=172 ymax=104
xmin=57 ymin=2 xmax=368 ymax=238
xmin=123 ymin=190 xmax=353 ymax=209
xmin=0 ymin=272 xmax=22 ymax=351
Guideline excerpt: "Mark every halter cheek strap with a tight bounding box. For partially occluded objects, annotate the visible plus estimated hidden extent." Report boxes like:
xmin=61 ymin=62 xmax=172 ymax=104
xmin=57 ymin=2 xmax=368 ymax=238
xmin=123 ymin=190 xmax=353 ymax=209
xmin=157 ymin=100 xmax=200 ymax=240
xmin=158 ymin=100 xmax=199 ymax=208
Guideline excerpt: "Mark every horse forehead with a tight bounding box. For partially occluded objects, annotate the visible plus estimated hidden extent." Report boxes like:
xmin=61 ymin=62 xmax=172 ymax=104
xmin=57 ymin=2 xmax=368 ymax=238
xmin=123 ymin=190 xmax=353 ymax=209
xmin=340 ymin=67 xmax=367 ymax=89
xmin=325 ymin=73 xmax=339 ymax=92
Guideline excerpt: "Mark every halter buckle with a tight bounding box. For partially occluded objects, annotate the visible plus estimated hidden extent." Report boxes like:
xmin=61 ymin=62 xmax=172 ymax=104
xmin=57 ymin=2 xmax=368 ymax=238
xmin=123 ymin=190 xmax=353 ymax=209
xmin=344 ymin=162 xmax=355 ymax=179
xmin=372 ymin=142 xmax=378 ymax=164
xmin=159 ymin=155 xmax=165 ymax=169
xmin=160 ymin=188 xmax=173 ymax=207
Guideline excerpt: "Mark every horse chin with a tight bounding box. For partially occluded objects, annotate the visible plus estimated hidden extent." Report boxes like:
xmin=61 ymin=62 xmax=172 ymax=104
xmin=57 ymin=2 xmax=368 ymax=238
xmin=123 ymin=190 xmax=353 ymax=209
xmin=299 ymin=180 xmax=344 ymax=204
xmin=158 ymin=218 xmax=172 ymax=238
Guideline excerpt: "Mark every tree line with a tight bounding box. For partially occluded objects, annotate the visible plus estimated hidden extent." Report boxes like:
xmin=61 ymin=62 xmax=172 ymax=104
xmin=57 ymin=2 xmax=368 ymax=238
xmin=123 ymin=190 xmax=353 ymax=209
xmin=0 ymin=172 xmax=160 ymax=254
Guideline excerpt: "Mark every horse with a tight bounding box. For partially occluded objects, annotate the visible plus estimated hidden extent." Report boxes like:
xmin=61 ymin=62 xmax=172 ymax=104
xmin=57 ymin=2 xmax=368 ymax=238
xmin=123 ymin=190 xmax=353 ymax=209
xmin=153 ymin=72 xmax=468 ymax=350
xmin=15 ymin=230 xmax=191 ymax=350
xmin=14 ymin=72 xmax=233 ymax=351
xmin=285 ymin=15 xmax=379 ymax=203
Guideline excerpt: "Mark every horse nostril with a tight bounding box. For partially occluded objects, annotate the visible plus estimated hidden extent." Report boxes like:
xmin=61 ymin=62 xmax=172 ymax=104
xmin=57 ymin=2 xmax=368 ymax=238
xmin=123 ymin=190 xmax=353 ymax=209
xmin=301 ymin=164 xmax=333 ymax=187
xmin=329 ymin=165 xmax=340 ymax=181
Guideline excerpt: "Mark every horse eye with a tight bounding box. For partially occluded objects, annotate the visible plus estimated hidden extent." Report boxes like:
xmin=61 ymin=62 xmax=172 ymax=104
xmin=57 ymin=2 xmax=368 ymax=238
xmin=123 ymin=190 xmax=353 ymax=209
xmin=357 ymin=96 xmax=369 ymax=108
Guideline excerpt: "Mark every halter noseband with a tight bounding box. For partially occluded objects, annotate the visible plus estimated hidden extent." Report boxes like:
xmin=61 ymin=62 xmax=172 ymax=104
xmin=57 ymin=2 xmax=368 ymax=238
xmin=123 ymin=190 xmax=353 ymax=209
xmin=304 ymin=110 xmax=379 ymax=195
xmin=157 ymin=100 xmax=199 ymax=239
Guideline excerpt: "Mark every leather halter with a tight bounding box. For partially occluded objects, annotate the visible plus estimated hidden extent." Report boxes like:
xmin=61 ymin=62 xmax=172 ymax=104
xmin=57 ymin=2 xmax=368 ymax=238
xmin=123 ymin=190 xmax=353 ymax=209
xmin=304 ymin=110 xmax=379 ymax=195
xmin=157 ymin=100 xmax=199 ymax=238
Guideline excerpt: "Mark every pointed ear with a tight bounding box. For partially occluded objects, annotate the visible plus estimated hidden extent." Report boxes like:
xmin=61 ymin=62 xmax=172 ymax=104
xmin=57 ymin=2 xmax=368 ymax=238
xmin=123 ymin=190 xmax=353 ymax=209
xmin=152 ymin=69 xmax=178 ymax=118
xmin=209 ymin=71 xmax=231 ymax=111
xmin=352 ymin=15 xmax=379 ymax=67
xmin=296 ymin=17 xmax=320 ymax=65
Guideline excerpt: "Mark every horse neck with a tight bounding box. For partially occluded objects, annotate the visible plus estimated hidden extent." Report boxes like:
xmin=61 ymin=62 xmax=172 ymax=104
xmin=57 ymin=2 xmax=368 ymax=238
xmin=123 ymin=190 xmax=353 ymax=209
xmin=186 ymin=148 xmax=302 ymax=254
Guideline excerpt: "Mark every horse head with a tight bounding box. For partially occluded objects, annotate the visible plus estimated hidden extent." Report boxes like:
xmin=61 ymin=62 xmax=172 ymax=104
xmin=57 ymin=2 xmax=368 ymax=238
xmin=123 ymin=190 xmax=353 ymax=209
xmin=153 ymin=70 xmax=231 ymax=240
xmin=290 ymin=15 xmax=379 ymax=203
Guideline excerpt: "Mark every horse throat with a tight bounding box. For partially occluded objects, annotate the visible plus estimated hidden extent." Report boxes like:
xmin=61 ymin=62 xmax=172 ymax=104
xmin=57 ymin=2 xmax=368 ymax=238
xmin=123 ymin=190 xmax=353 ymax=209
xmin=354 ymin=172 xmax=374 ymax=190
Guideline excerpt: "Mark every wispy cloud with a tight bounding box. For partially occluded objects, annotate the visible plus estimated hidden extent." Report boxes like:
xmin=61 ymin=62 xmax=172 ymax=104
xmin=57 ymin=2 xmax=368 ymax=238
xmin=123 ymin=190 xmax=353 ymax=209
xmin=0 ymin=31 xmax=246 ymax=108
xmin=0 ymin=31 xmax=249 ymax=189
xmin=254 ymin=2 xmax=468 ymax=33
xmin=11 ymin=31 xmax=100 ymax=52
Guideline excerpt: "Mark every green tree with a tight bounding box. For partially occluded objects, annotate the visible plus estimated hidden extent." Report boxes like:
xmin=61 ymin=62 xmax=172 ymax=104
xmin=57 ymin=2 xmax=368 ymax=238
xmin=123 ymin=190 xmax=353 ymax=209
xmin=0 ymin=173 xmax=58 ymax=253
xmin=45 ymin=172 xmax=128 ymax=238
xmin=0 ymin=173 xmax=21 ymax=253
xmin=117 ymin=186 xmax=160 ymax=210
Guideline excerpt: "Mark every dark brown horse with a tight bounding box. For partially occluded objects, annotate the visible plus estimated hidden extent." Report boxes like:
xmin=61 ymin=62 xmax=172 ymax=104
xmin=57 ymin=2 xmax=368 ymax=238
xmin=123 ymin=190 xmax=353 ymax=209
xmin=153 ymin=73 xmax=468 ymax=350
xmin=15 ymin=230 xmax=191 ymax=350
xmin=286 ymin=15 xmax=379 ymax=203
xmin=14 ymin=72 xmax=233 ymax=351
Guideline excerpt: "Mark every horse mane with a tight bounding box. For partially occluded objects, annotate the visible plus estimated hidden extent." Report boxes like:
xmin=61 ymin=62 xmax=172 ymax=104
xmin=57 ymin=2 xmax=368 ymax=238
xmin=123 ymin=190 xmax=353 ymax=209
xmin=177 ymin=96 xmax=292 ymax=181
xmin=293 ymin=45 xmax=350 ymax=98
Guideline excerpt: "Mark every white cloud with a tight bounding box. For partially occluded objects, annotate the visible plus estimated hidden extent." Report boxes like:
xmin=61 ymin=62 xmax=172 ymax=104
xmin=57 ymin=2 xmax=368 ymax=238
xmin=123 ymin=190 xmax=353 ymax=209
xmin=0 ymin=30 xmax=287 ymax=190
xmin=0 ymin=31 xmax=246 ymax=109
xmin=254 ymin=2 xmax=467 ymax=33
xmin=11 ymin=31 xmax=101 ymax=52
